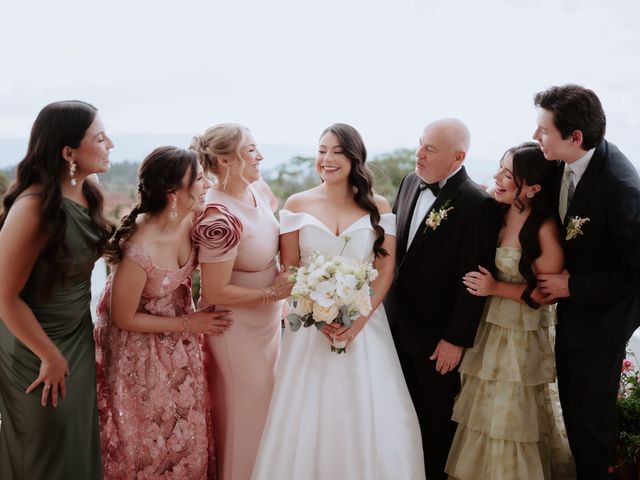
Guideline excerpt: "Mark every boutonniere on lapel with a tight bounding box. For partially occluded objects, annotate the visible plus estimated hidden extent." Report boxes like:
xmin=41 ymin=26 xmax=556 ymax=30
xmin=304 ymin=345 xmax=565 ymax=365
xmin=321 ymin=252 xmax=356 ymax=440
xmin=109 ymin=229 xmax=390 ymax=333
xmin=565 ymin=216 xmax=590 ymax=240
xmin=423 ymin=200 xmax=453 ymax=233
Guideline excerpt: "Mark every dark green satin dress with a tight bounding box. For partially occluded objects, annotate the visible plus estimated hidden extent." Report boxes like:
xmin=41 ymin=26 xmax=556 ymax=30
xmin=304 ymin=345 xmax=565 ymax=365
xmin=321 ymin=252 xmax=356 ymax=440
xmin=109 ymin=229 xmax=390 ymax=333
xmin=0 ymin=197 xmax=102 ymax=479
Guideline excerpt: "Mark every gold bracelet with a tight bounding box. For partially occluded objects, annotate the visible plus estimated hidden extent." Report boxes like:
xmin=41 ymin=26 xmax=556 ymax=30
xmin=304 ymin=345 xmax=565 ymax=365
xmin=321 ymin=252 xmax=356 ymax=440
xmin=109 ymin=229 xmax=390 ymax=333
xmin=264 ymin=287 xmax=273 ymax=304
xmin=269 ymin=287 xmax=277 ymax=302
xmin=182 ymin=314 xmax=190 ymax=335
xmin=259 ymin=287 xmax=266 ymax=304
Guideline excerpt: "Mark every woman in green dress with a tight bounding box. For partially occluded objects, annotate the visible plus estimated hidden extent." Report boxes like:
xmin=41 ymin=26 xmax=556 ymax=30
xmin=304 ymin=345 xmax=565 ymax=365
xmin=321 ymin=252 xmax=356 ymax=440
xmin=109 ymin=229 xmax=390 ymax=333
xmin=0 ymin=100 xmax=114 ymax=479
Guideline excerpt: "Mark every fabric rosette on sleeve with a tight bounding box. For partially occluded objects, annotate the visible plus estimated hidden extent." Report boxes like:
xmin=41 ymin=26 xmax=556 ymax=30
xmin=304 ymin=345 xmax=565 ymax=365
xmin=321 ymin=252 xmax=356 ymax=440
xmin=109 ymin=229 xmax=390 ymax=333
xmin=192 ymin=203 xmax=243 ymax=263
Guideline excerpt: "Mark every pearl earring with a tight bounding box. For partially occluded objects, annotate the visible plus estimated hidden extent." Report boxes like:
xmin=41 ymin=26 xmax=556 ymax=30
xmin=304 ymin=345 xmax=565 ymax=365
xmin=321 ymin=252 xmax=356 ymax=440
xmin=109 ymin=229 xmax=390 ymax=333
xmin=69 ymin=161 xmax=77 ymax=187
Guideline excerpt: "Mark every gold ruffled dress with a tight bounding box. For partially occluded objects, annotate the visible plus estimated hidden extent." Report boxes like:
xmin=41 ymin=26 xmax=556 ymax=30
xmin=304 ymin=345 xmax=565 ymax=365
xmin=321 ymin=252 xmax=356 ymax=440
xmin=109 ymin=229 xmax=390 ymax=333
xmin=445 ymin=247 xmax=575 ymax=480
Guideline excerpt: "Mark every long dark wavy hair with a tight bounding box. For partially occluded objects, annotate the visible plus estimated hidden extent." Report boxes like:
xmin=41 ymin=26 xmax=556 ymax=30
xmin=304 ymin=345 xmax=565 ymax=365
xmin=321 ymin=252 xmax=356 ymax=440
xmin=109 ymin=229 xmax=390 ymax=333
xmin=105 ymin=146 xmax=198 ymax=263
xmin=320 ymin=123 xmax=388 ymax=258
xmin=0 ymin=100 xmax=113 ymax=289
xmin=501 ymin=141 xmax=559 ymax=308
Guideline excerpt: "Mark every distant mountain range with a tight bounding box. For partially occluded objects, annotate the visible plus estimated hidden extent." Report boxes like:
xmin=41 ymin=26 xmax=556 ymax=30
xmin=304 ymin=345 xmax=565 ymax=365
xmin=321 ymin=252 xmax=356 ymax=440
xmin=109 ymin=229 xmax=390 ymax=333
xmin=3 ymin=134 xmax=637 ymax=186
xmin=0 ymin=134 xmax=316 ymax=171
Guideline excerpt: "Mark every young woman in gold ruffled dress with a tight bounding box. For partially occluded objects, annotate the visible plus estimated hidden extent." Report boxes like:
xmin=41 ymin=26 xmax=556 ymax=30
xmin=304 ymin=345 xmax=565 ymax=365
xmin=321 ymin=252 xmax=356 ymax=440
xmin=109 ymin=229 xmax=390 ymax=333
xmin=445 ymin=142 xmax=575 ymax=480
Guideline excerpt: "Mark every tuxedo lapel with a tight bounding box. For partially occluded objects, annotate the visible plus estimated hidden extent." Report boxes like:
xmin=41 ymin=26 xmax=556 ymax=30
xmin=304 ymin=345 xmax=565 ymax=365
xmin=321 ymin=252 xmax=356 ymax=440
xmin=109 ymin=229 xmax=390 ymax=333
xmin=399 ymin=168 xmax=468 ymax=270
xmin=564 ymin=143 xmax=606 ymax=226
xmin=396 ymin=175 xmax=422 ymax=255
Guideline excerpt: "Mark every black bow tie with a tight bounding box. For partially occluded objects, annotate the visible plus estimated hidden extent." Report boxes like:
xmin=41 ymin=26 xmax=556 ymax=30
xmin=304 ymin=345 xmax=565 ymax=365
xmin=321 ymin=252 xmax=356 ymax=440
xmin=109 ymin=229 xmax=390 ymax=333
xmin=419 ymin=181 xmax=440 ymax=196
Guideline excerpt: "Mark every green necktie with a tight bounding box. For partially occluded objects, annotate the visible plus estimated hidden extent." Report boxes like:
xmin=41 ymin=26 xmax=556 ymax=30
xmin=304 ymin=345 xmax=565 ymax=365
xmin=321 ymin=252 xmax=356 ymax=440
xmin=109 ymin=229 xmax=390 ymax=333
xmin=559 ymin=164 xmax=574 ymax=222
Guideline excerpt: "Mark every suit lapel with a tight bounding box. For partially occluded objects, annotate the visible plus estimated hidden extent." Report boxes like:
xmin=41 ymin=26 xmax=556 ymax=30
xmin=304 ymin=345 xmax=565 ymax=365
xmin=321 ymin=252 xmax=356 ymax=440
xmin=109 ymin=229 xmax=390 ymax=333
xmin=552 ymin=160 xmax=564 ymax=207
xmin=564 ymin=142 xmax=606 ymax=226
xmin=396 ymin=175 xmax=422 ymax=255
xmin=399 ymin=168 xmax=468 ymax=270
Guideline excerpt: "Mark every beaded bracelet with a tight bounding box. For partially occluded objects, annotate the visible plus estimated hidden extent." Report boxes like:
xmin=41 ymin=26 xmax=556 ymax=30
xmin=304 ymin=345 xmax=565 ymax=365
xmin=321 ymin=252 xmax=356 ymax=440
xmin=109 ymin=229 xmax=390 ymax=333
xmin=182 ymin=314 xmax=190 ymax=335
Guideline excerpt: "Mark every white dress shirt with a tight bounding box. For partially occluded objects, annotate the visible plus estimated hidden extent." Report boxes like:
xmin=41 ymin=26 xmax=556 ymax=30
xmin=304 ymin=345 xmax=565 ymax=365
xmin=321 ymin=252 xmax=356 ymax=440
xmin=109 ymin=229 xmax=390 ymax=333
xmin=567 ymin=148 xmax=595 ymax=187
xmin=407 ymin=167 xmax=462 ymax=250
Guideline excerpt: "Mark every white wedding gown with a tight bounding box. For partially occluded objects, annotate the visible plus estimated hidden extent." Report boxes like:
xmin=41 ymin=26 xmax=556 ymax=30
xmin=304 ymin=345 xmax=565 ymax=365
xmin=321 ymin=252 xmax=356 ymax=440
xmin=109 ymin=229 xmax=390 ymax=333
xmin=251 ymin=210 xmax=425 ymax=480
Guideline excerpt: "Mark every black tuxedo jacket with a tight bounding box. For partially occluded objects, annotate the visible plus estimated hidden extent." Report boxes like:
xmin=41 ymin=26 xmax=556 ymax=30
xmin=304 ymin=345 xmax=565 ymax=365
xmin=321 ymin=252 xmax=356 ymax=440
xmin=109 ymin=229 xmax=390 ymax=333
xmin=386 ymin=167 xmax=501 ymax=356
xmin=555 ymin=141 xmax=640 ymax=349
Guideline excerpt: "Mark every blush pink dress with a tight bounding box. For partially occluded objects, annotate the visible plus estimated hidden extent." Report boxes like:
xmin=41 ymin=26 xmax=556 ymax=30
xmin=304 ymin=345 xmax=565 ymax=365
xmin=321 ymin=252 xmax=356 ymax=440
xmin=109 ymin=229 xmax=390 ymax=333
xmin=192 ymin=183 xmax=282 ymax=480
xmin=94 ymin=242 xmax=214 ymax=480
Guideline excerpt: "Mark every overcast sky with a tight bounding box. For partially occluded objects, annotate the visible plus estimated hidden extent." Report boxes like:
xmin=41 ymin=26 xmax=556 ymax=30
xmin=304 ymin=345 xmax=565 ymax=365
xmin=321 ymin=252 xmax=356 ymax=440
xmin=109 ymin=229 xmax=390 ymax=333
xmin=1 ymin=0 xmax=639 ymax=175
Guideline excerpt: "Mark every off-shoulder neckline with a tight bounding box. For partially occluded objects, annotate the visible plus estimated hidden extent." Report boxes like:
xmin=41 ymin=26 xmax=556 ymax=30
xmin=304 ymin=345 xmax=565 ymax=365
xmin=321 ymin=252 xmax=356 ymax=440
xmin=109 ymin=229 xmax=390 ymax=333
xmin=280 ymin=209 xmax=393 ymax=238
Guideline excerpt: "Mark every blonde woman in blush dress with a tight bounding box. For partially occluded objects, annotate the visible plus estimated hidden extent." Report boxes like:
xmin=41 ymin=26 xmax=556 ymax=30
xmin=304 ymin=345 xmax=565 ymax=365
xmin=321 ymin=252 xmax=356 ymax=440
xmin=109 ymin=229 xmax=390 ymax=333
xmin=190 ymin=124 xmax=291 ymax=480
xmin=94 ymin=147 xmax=232 ymax=479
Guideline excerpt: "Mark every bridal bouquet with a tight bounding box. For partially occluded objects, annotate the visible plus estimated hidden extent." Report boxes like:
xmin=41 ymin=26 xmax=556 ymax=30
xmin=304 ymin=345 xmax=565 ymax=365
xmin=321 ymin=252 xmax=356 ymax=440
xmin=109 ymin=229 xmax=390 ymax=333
xmin=286 ymin=240 xmax=378 ymax=354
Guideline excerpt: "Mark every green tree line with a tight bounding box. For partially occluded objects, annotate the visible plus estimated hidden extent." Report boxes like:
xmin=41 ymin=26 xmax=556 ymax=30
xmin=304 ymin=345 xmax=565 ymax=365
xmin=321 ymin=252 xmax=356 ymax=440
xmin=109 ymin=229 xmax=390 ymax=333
xmin=0 ymin=149 xmax=415 ymax=206
xmin=264 ymin=148 xmax=415 ymax=205
xmin=0 ymin=171 xmax=8 ymax=200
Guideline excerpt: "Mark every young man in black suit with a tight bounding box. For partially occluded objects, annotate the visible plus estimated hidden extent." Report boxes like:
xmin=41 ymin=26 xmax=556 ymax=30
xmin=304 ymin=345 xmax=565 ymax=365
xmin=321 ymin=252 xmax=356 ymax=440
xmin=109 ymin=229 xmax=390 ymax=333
xmin=386 ymin=118 xmax=500 ymax=479
xmin=534 ymin=84 xmax=640 ymax=479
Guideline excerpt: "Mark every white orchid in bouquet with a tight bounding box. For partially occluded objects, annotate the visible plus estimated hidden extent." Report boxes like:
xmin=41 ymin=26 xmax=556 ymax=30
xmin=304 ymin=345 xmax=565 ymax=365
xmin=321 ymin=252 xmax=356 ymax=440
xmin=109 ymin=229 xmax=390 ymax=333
xmin=287 ymin=237 xmax=378 ymax=354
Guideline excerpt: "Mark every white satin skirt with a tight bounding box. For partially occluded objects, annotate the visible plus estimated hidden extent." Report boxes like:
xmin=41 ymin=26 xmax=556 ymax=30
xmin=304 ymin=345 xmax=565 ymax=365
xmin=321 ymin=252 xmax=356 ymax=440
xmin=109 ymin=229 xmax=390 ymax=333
xmin=251 ymin=304 xmax=425 ymax=480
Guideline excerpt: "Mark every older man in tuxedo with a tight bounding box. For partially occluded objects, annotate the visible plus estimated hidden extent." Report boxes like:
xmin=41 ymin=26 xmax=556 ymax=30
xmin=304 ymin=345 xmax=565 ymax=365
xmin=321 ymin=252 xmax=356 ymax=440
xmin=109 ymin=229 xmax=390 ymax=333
xmin=386 ymin=118 xmax=500 ymax=479
xmin=534 ymin=84 xmax=640 ymax=479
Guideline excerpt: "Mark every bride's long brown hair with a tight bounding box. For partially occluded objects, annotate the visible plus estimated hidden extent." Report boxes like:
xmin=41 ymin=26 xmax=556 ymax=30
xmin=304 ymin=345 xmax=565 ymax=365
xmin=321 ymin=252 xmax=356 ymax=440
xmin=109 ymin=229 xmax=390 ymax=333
xmin=320 ymin=123 xmax=388 ymax=258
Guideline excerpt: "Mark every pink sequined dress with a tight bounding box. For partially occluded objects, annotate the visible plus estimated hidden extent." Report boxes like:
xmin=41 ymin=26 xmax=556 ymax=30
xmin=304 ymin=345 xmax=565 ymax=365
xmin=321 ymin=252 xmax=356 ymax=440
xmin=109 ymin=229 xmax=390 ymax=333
xmin=192 ymin=183 xmax=282 ymax=480
xmin=94 ymin=241 xmax=214 ymax=480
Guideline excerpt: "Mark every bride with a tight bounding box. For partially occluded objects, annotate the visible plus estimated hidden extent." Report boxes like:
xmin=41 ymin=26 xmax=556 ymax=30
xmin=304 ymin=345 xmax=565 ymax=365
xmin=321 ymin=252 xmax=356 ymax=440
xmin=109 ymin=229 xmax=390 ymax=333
xmin=251 ymin=124 xmax=425 ymax=479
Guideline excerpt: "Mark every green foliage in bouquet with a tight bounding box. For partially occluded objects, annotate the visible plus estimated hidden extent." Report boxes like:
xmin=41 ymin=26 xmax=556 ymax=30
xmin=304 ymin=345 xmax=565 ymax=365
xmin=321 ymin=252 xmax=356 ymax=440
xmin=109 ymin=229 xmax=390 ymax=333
xmin=617 ymin=350 xmax=640 ymax=465
xmin=287 ymin=303 xmax=354 ymax=333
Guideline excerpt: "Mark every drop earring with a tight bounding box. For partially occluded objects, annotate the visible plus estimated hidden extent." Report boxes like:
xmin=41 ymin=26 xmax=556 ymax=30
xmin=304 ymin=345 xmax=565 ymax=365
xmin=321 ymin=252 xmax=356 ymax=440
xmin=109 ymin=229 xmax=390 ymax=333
xmin=222 ymin=166 xmax=231 ymax=191
xmin=69 ymin=161 xmax=77 ymax=187
xmin=169 ymin=197 xmax=178 ymax=221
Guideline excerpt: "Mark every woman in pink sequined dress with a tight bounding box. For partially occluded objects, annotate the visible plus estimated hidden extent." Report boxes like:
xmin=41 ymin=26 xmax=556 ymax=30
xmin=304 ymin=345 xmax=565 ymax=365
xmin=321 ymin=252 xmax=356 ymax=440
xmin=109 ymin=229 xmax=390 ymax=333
xmin=94 ymin=147 xmax=233 ymax=479
xmin=189 ymin=124 xmax=291 ymax=480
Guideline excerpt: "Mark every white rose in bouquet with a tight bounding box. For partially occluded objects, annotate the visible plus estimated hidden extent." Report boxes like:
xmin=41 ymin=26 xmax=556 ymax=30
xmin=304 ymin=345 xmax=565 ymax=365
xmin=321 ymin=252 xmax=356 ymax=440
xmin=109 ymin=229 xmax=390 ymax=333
xmin=312 ymin=302 xmax=339 ymax=324
xmin=295 ymin=297 xmax=313 ymax=316
xmin=353 ymin=287 xmax=373 ymax=316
